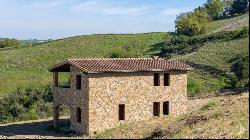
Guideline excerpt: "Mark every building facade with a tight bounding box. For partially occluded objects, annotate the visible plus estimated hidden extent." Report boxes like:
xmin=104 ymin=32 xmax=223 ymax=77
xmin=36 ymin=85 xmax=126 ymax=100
xmin=50 ymin=58 xmax=192 ymax=135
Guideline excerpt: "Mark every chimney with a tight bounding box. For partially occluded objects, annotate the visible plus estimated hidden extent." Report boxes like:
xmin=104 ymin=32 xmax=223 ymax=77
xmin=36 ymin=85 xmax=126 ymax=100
xmin=152 ymin=56 xmax=159 ymax=59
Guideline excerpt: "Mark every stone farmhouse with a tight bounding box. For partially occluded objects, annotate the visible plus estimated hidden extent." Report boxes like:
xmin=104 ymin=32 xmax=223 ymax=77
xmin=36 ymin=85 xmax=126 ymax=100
xmin=49 ymin=58 xmax=192 ymax=135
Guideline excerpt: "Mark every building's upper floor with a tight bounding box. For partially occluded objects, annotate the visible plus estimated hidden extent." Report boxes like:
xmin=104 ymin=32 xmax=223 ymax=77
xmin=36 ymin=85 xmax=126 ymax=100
xmin=49 ymin=58 xmax=193 ymax=92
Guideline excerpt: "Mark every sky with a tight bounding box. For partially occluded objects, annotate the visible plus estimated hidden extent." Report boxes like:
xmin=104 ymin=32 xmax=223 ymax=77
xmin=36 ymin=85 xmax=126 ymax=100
xmin=0 ymin=0 xmax=207 ymax=40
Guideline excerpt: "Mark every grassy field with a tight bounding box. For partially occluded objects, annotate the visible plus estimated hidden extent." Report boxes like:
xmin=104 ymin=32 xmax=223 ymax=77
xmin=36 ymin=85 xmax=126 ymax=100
xmin=0 ymin=14 xmax=248 ymax=96
xmin=93 ymin=92 xmax=249 ymax=139
xmin=207 ymin=13 xmax=249 ymax=33
xmin=174 ymin=37 xmax=249 ymax=95
xmin=0 ymin=33 xmax=165 ymax=95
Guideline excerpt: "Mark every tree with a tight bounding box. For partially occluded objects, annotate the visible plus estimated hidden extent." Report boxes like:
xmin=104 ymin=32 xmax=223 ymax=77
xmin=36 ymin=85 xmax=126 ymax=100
xmin=231 ymin=0 xmax=249 ymax=14
xmin=175 ymin=15 xmax=201 ymax=36
xmin=205 ymin=0 xmax=224 ymax=19
xmin=175 ymin=9 xmax=209 ymax=36
xmin=0 ymin=38 xmax=20 ymax=48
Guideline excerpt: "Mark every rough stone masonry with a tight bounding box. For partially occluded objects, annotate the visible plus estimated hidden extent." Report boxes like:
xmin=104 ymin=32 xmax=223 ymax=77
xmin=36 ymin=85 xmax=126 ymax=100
xmin=49 ymin=58 xmax=192 ymax=135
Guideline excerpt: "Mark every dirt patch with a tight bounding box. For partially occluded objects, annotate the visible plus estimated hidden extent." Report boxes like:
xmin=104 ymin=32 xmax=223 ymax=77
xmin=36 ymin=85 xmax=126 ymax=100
xmin=185 ymin=115 xmax=208 ymax=125
xmin=0 ymin=116 xmax=84 ymax=139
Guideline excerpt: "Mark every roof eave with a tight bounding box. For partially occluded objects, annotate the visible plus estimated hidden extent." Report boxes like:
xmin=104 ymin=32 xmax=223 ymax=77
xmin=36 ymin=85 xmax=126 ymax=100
xmin=49 ymin=60 xmax=88 ymax=73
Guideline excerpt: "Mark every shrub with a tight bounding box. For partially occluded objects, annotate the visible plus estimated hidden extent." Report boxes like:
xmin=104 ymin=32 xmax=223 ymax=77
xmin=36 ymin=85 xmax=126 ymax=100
xmin=228 ymin=55 xmax=249 ymax=88
xmin=107 ymin=40 xmax=149 ymax=58
xmin=0 ymin=38 xmax=20 ymax=48
xmin=0 ymin=84 xmax=53 ymax=123
xmin=160 ymin=28 xmax=249 ymax=58
xmin=187 ymin=79 xmax=201 ymax=96
xmin=200 ymin=100 xmax=218 ymax=111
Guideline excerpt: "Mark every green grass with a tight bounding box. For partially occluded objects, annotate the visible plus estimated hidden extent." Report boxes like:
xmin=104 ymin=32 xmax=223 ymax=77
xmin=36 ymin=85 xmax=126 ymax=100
xmin=174 ymin=37 xmax=249 ymax=95
xmin=0 ymin=14 xmax=248 ymax=96
xmin=207 ymin=13 xmax=249 ymax=33
xmin=0 ymin=32 xmax=166 ymax=95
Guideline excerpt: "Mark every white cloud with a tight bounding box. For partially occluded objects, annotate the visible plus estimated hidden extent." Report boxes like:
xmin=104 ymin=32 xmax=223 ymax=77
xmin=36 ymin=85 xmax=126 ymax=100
xmin=0 ymin=0 xmax=204 ymax=39
xmin=69 ymin=0 xmax=148 ymax=16
xmin=160 ymin=8 xmax=193 ymax=17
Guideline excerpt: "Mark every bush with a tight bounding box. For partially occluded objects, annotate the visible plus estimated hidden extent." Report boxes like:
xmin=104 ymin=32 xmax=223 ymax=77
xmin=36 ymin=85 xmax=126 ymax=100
xmin=188 ymin=79 xmax=201 ymax=96
xmin=107 ymin=40 xmax=149 ymax=58
xmin=160 ymin=28 xmax=249 ymax=58
xmin=0 ymin=38 xmax=20 ymax=48
xmin=228 ymin=55 xmax=249 ymax=88
xmin=0 ymin=84 xmax=53 ymax=123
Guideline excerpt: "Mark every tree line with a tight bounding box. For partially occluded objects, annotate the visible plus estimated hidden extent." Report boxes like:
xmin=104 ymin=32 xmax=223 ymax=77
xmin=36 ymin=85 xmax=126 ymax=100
xmin=175 ymin=0 xmax=249 ymax=36
xmin=0 ymin=38 xmax=20 ymax=48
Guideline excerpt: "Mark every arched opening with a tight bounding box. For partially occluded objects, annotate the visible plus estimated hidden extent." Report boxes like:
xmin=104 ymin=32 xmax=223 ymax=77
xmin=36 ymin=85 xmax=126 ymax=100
xmin=76 ymin=107 xmax=81 ymax=123
xmin=53 ymin=104 xmax=71 ymax=132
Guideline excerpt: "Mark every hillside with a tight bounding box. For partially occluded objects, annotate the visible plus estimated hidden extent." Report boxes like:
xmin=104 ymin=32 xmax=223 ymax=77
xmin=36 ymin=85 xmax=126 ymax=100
xmin=0 ymin=14 xmax=248 ymax=97
xmin=174 ymin=37 xmax=249 ymax=95
xmin=0 ymin=33 xmax=165 ymax=95
xmin=208 ymin=13 xmax=249 ymax=33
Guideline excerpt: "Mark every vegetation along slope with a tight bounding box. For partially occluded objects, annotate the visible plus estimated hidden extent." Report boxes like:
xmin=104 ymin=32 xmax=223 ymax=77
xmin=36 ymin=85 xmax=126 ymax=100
xmin=0 ymin=0 xmax=248 ymax=127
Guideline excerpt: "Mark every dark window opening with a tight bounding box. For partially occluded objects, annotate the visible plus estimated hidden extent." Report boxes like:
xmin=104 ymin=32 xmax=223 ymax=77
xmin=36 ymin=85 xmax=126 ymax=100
xmin=164 ymin=73 xmax=170 ymax=86
xmin=76 ymin=75 xmax=81 ymax=90
xmin=119 ymin=104 xmax=125 ymax=120
xmin=163 ymin=101 xmax=169 ymax=115
xmin=153 ymin=102 xmax=160 ymax=116
xmin=76 ymin=107 xmax=81 ymax=123
xmin=154 ymin=73 xmax=160 ymax=86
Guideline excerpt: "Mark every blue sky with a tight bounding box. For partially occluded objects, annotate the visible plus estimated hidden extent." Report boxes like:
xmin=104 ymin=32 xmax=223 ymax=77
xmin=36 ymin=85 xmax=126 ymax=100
xmin=0 ymin=0 xmax=206 ymax=40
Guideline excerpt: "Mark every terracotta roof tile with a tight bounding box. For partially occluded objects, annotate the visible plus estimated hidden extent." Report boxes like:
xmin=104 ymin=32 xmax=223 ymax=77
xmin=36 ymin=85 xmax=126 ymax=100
xmin=49 ymin=58 xmax=193 ymax=73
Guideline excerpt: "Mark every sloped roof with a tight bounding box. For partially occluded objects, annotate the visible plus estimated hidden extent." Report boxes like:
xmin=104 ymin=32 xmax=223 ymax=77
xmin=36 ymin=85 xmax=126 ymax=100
xmin=49 ymin=58 xmax=193 ymax=73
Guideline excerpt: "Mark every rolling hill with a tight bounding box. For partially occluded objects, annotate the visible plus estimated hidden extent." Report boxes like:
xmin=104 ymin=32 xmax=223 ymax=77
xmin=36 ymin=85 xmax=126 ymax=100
xmin=0 ymin=33 xmax=165 ymax=95
xmin=208 ymin=13 xmax=249 ymax=33
xmin=0 ymin=13 xmax=248 ymax=96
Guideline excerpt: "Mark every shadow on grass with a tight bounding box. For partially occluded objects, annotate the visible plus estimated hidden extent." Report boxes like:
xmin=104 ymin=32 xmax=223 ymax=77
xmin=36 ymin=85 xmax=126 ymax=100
xmin=0 ymin=118 xmax=75 ymax=137
xmin=185 ymin=61 xmax=229 ymax=78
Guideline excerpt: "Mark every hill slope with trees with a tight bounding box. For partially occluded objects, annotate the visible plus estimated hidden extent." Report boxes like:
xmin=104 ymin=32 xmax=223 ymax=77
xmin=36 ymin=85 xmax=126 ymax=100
xmin=0 ymin=0 xmax=248 ymax=125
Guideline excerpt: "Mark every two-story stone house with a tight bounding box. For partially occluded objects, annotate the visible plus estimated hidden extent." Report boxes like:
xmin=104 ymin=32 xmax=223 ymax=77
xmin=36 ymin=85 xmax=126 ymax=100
xmin=49 ymin=58 xmax=192 ymax=135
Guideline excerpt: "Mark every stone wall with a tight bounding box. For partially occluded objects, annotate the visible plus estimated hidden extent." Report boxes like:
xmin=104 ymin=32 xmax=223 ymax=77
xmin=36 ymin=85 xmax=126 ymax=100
xmin=87 ymin=71 xmax=187 ymax=134
xmin=53 ymin=66 xmax=188 ymax=135
xmin=53 ymin=66 xmax=89 ymax=135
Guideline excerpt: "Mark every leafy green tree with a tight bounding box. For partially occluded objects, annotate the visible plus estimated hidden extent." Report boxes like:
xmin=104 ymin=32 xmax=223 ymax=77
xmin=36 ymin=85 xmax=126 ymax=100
xmin=231 ymin=0 xmax=249 ymax=14
xmin=175 ymin=15 xmax=201 ymax=36
xmin=0 ymin=38 xmax=21 ymax=48
xmin=193 ymin=8 xmax=210 ymax=34
xmin=205 ymin=0 xmax=224 ymax=19
xmin=175 ymin=9 xmax=209 ymax=36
